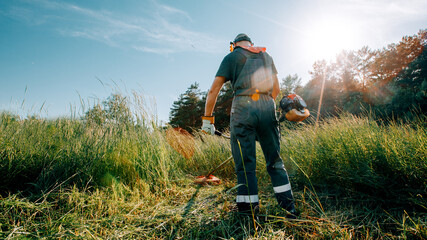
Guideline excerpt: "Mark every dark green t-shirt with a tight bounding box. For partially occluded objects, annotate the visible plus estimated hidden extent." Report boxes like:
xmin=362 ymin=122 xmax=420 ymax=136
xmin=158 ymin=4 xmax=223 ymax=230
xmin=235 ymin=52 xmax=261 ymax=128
xmin=215 ymin=47 xmax=278 ymax=84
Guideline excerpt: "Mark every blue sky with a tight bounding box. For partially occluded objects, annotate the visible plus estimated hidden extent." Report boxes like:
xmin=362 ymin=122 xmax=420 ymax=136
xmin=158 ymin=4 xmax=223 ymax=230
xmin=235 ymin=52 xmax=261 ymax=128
xmin=1 ymin=0 xmax=426 ymax=123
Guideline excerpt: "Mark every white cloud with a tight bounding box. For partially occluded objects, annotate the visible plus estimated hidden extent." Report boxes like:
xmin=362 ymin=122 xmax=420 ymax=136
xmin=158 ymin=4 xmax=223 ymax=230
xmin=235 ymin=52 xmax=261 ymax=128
xmin=153 ymin=0 xmax=193 ymax=22
xmin=3 ymin=0 xmax=221 ymax=55
xmin=132 ymin=46 xmax=175 ymax=55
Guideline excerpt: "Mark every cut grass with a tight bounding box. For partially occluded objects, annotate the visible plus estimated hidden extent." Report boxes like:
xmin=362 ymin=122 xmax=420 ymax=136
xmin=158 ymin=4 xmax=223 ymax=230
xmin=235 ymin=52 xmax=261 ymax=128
xmin=1 ymin=179 xmax=425 ymax=239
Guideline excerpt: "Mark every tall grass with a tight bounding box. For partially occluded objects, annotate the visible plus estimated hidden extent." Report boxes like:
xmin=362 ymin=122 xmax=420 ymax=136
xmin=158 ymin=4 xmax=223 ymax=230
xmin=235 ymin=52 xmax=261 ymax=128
xmin=0 ymin=94 xmax=426 ymax=239
xmin=280 ymin=113 xmax=426 ymax=208
xmin=0 ymin=107 xmax=233 ymax=195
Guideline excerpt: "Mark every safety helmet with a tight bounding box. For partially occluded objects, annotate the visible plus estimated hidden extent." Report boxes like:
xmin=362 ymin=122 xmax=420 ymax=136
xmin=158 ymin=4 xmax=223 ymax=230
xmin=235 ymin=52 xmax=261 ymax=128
xmin=233 ymin=33 xmax=252 ymax=43
xmin=279 ymin=94 xmax=310 ymax=122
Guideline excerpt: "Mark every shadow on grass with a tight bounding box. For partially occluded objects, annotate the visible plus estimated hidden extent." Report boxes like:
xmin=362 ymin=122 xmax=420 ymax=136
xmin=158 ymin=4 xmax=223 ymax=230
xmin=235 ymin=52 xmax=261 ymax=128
xmin=159 ymin=184 xmax=262 ymax=239
xmin=181 ymin=184 xmax=202 ymax=219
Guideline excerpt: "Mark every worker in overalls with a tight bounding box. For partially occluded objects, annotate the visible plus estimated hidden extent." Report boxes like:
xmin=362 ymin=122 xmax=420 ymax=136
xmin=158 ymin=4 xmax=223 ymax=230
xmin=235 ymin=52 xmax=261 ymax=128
xmin=202 ymin=33 xmax=297 ymax=217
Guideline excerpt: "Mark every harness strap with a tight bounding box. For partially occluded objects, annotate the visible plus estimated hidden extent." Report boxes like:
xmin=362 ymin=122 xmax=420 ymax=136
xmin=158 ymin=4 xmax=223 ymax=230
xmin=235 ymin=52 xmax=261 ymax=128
xmin=234 ymin=89 xmax=271 ymax=97
xmin=232 ymin=49 xmax=273 ymax=98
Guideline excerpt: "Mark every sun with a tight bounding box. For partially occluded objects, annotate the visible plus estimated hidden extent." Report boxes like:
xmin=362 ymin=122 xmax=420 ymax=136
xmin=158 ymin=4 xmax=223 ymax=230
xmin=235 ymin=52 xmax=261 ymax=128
xmin=303 ymin=18 xmax=361 ymax=61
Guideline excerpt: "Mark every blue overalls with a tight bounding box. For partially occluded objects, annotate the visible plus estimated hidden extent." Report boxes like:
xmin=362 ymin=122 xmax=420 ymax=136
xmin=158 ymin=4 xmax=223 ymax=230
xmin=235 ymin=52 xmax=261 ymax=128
xmin=230 ymin=48 xmax=295 ymax=213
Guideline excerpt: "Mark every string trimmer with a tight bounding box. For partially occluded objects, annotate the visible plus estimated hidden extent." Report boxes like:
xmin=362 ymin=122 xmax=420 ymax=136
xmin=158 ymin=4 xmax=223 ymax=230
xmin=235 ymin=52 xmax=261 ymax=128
xmin=194 ymin=130 xmax=233 ymax=185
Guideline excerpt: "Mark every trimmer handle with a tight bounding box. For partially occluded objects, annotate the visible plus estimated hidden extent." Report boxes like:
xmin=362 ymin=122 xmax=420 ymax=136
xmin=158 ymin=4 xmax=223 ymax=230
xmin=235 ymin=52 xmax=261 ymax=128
xmin=215 ymin=130 xmax=230 ymax=139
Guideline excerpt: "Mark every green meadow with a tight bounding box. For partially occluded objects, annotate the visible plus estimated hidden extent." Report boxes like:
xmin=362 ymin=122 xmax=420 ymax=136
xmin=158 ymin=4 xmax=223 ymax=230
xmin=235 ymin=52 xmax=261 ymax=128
xmin=0 ymin=96 xmax=426 ymax=239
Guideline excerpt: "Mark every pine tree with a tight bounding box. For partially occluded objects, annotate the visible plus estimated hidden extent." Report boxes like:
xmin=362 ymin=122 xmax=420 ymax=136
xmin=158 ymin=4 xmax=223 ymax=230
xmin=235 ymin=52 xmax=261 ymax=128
xmin=169 ymin=83 xmax=204 ymax=133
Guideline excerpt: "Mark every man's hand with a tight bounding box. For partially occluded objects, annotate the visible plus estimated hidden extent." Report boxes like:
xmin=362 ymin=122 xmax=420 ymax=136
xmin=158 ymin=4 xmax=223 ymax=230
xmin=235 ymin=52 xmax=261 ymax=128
xmin=201 ymin=116 xmax=215 ymax=135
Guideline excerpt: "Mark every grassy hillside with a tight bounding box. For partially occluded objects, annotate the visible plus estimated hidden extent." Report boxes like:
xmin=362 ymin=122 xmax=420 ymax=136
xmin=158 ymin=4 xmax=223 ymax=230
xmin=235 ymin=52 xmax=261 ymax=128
xmin=0 ymin=109 xmax=426 ymax=239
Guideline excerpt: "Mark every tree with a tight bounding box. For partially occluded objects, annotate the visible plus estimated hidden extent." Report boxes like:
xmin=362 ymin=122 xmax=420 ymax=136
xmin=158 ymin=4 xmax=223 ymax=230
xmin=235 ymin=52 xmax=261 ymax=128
xmin=299 ymin=30 xmax=426 ymax=120
xmin=388 ymin=30 xmax=427 ymax=115
xmin=169 ymin=83 xmax=204 ymax=133
xmin=84 ymin=93 xmax=133 ymax=126
xmin=104 ymin=94 xmax=133 ymax=125
xmin=280 ymin=74 xmax=302 ymax=95
xmin=169 ymin=81 xmax=233 ymax=133
xmin=334 ymin=50 xmax=367 ymax=114
xmin=275 ymin=74 xmax=302 ymax=106
xmin=300 ymin=60 xmax=343 ymax=119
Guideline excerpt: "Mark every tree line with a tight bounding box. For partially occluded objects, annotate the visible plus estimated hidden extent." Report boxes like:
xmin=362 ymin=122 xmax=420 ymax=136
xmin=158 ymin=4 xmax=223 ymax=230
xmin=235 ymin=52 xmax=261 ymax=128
xmin=170 ymin=30 xmax=426 ymax=133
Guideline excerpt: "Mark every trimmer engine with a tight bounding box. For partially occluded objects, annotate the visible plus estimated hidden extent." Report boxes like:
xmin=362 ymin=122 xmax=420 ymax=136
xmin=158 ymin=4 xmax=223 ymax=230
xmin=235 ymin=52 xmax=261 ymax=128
xmin=279 ymin=94 xmax=310 ymax=122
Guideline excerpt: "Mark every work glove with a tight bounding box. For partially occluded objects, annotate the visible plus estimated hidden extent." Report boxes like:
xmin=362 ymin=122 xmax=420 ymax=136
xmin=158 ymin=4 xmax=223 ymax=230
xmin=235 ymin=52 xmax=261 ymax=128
xmin=201 ymin=116 xmax=215 ymax=135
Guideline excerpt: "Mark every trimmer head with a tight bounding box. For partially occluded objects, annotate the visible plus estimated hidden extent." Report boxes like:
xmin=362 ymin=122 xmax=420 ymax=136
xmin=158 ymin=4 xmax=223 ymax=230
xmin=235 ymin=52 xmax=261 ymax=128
xmin=194 ymin=175 xmax=221 ymax=185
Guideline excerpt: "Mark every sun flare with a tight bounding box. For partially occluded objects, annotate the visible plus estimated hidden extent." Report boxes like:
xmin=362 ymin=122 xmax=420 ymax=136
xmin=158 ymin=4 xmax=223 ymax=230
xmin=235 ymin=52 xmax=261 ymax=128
xmin=303 ymin=19 xmax=361 ymax=60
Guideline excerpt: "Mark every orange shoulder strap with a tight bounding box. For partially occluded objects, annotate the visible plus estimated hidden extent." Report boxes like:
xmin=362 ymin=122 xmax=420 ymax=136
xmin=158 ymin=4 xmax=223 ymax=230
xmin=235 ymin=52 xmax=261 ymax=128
xmin=240 ymin=46 xmax=266 ymax=53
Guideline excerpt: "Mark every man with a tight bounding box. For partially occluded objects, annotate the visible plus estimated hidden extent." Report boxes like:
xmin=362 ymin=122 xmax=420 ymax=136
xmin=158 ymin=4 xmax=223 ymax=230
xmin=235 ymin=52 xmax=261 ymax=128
xmin=202 ymin=33 xmax=297 ymax=217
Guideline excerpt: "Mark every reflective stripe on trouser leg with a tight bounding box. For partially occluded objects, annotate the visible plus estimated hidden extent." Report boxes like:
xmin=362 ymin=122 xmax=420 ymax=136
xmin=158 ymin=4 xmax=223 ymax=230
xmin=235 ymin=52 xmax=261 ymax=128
xmin=273 ymin=183 xmax=291 ymax=193
xmin=236 ymin=195 xmax=259 ymax=213
xmin=269 ymin=161 xmax=294 ymax=209
xmin=236 ymin=195 xmax=259 ymax=203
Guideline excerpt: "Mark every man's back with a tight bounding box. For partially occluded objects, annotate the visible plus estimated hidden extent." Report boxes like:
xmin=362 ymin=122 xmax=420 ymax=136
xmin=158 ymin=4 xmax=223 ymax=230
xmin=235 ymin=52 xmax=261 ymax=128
xmin=216 ymin=47 xmax=277 ymax=92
